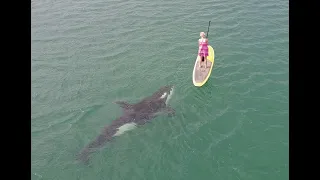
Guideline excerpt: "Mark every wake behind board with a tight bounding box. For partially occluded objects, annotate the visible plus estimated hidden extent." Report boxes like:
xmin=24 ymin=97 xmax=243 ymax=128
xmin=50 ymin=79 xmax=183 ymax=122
xmin=192 ymin=45 xmax=215 ymax=87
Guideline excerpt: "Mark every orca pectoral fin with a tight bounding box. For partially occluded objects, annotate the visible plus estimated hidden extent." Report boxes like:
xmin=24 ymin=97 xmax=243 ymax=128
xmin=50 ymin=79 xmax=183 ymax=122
xmin=136 ymin=120 xmax=151 ymax=126
xmin=113 ymin=101 xmax=134 ymax=111
xmin=162 ymin=107 xmax=175 ymax=117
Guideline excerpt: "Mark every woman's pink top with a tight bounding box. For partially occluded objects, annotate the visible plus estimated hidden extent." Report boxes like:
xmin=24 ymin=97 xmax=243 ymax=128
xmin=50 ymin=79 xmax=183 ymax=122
xmin=198 ymin=38 xmax=208 ymax=56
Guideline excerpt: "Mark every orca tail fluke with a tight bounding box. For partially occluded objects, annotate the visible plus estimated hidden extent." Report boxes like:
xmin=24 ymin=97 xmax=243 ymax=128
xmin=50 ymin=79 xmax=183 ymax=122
xmin=76 ymin=148 xmax=92 ymax=165
xmin=76 ymin=133 xmax=112 ymax=165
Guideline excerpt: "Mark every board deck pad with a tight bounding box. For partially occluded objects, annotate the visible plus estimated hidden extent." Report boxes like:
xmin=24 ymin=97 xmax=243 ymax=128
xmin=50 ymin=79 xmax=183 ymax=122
xmin=193 ymin=60 xmax=212 ymax=83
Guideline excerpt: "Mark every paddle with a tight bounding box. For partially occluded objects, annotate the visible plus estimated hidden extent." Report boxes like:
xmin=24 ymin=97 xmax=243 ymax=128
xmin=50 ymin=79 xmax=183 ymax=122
xmin=206 ymin=21 xmax=211 ymax=38
xmin=204 ymin=21 xmax=211 ymax=69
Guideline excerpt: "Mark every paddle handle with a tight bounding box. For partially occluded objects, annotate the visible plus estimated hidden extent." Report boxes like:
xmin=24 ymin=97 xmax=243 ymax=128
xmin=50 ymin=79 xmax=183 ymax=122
xmin=206 ymin=21 xmax=211 ymax=38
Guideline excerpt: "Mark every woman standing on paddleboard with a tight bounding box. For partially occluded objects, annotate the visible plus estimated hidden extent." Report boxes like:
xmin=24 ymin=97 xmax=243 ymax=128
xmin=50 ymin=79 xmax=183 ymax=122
xmin=198 ymin=32 xmax=209 ymax=69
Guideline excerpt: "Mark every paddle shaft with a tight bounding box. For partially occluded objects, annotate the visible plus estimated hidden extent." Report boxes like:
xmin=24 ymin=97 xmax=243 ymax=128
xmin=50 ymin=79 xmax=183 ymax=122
xmin=206 ymin=21 xmax=211 ymax=38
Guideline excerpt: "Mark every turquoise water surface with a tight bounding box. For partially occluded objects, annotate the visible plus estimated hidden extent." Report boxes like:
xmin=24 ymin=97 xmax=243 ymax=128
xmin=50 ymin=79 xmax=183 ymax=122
xmin=32 ymin=0 xmax=289 ymax=179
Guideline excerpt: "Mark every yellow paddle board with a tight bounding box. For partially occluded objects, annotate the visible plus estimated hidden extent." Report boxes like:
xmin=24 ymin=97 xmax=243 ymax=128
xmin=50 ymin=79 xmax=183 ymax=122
xmin=192 ymin=45 xmax=215 ymax=87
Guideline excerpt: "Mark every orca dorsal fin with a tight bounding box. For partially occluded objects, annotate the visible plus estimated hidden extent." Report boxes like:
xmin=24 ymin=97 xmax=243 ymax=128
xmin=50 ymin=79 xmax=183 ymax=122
xmin=113 ymin=101 xmax=134 ymax=111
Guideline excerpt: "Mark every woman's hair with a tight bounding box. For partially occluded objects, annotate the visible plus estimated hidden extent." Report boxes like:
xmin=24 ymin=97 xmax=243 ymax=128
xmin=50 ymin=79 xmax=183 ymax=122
xmin=200 ymin=32 xmax=206 ymax=38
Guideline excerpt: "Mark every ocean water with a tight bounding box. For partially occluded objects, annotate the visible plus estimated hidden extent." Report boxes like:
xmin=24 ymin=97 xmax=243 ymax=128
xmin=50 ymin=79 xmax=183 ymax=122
xmin=31 ymin=0 xmax=289 ymax=179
